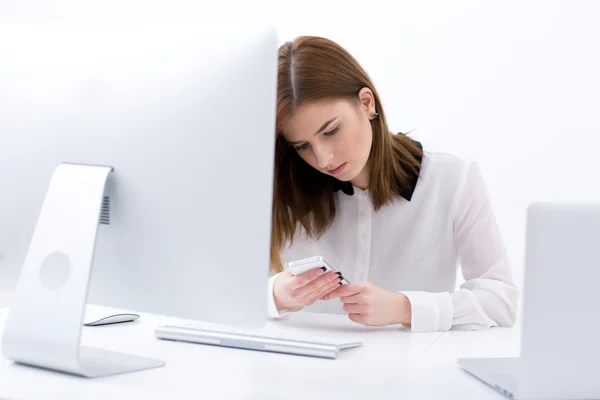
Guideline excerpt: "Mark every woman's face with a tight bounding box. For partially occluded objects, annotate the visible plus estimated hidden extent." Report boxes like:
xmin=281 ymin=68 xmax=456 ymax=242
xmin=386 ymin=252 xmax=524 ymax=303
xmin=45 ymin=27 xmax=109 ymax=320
xmin=281 ymin=90 xmax=375 ymax=187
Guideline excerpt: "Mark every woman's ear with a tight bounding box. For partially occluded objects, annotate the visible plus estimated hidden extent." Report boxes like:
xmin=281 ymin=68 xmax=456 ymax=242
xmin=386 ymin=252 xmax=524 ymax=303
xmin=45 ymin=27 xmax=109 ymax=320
xmin=358 ymin=87 xmax=375 ymax=116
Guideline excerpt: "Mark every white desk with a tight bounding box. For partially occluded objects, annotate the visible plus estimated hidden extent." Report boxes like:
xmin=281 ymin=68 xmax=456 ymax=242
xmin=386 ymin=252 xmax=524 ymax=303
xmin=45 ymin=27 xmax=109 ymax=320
xmin=404 ymin=325 xmax=521 ymax=399
xmin=0 ymin=306 xmax=448 ymax=399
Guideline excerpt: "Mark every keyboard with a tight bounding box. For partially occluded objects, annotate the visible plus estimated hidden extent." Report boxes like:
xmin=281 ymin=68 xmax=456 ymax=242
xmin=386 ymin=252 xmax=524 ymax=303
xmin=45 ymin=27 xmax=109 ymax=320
xmin=154 ymin=322 xmax=363 ymax=359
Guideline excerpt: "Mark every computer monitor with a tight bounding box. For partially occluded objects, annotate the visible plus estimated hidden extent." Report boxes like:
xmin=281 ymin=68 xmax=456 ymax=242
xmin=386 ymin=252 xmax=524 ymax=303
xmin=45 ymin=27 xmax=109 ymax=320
xmin=0 ymin=25 xmax=278 ymax=377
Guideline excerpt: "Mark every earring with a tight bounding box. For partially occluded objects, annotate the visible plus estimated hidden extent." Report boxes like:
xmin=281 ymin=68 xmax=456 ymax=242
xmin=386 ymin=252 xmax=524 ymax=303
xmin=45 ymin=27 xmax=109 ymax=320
xmin=370 ymin=111 xmax=379 ymax=120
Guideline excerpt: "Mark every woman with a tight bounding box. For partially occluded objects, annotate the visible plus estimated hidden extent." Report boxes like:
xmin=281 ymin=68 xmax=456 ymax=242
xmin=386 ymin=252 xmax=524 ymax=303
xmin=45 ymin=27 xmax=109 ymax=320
xmin=267 ymin=36 xmax=518 ymax=332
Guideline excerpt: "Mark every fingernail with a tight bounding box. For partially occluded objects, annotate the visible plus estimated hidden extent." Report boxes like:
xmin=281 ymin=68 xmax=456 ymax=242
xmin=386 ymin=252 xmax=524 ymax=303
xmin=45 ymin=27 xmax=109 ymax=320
xmin=336 ymin=272 xmax=342 ymax=276
xmin=321 ymin=267 xmax=327 ymax=272
xmin=339 ymin=282 xmax=343 ymax=285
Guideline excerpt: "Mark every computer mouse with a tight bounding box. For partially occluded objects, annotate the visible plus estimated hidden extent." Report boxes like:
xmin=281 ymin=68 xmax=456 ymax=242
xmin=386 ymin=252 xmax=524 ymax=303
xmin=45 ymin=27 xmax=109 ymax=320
xmin=83 ymin=313 xmax=140 ymax=327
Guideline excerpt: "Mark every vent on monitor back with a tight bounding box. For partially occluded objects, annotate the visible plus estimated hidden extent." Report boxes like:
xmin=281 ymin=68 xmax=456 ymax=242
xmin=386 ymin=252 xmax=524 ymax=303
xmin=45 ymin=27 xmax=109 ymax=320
xmin=100 ymin=196 xmax=111 ymax=225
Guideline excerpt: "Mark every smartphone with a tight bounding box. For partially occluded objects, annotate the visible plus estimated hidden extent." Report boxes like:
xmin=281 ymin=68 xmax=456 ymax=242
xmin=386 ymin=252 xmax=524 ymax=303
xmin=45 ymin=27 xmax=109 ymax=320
xmin=286 ymin=256 xmax=351 ymax=285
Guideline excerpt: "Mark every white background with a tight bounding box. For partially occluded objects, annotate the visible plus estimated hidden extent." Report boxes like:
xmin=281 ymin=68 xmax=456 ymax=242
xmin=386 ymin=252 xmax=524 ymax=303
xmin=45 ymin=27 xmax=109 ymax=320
xmin=1 ymin=1 xmax=599 ymax=309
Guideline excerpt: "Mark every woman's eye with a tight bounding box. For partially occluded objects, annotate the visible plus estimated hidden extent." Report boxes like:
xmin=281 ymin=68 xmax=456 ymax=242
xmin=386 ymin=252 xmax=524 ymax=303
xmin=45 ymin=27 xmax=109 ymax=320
xmin=294 ymin=142 xmax=309 ymax=151
xmin=324 ymin=126 xmax=339 ymax=137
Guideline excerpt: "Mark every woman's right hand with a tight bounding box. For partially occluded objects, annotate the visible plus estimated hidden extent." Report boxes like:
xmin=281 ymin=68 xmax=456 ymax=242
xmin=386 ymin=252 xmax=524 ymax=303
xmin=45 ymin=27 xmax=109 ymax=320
xmin=273 ymin=268 xmax=342 ymax=311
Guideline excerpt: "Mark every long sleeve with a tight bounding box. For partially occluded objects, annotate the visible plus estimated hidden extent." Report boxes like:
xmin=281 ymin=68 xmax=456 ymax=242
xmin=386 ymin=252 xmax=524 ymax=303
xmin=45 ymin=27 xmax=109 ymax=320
xmin=401 ymin=161 xmax=519 ymax=332
xmin=267 ymin=273 xmax=281 ymax=318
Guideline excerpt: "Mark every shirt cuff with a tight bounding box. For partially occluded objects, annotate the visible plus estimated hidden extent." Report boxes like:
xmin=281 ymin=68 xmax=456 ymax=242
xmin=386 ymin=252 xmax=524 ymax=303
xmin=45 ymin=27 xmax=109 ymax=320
xmin=267 ymin=273 xmax=302 ymax=319
xmin=399 ymin=291 xmax=453 ymax=332
xmin=267 ymin=274 xmax=281 ymax=318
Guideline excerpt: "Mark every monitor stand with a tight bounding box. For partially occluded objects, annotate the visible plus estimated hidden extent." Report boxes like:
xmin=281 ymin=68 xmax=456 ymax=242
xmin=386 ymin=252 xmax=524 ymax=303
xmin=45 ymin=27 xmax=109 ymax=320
xmin=1 ymin=162 xmax=165 ymax=377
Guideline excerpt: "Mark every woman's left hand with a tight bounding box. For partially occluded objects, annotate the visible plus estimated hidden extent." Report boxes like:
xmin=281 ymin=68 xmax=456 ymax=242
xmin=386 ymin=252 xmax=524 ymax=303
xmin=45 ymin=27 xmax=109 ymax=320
xmin=321 ymin=282 xmax=412 ymax=326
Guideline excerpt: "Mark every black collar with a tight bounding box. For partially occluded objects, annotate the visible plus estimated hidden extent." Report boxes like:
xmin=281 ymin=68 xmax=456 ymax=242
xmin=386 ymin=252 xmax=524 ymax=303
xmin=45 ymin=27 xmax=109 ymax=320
xmin=332 ymin=140 xmax=423 ymax=201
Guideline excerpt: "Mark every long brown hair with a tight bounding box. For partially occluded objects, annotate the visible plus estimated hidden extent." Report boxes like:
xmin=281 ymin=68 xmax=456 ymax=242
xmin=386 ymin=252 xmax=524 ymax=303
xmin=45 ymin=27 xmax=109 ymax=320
xmin=271 ymin=36 xmax=423 ymax=273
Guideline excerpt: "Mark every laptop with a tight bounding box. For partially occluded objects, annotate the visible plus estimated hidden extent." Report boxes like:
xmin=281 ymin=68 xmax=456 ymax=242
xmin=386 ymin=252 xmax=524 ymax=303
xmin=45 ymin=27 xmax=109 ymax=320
xmin=458 ymin=202 xmax=600 ymax=399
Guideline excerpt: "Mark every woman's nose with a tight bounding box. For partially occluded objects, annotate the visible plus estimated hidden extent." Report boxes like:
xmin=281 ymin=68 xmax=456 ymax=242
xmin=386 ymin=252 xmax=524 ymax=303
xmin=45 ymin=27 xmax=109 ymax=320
xmin=313 ymin=144 xmax=333 ymax=169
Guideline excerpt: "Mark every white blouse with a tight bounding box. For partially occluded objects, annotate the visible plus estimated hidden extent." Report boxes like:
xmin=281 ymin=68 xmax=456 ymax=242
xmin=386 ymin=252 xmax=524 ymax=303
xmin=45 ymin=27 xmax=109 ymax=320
xmin=267 ymin=150 xmax=519 ymax=333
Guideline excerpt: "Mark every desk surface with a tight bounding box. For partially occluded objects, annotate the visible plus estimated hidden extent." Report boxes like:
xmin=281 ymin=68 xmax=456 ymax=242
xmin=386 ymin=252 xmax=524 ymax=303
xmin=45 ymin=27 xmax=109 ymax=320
xmin=404 ymin=324 xmax=521 ymax=399
xmin=0 ymin=305 xmax=472 ymax=400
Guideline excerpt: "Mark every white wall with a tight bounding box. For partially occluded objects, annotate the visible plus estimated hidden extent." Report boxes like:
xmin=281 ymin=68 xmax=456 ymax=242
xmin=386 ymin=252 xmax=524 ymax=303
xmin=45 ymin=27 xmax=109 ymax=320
xmin=1 ymin=1 xmax=599 ymax=306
